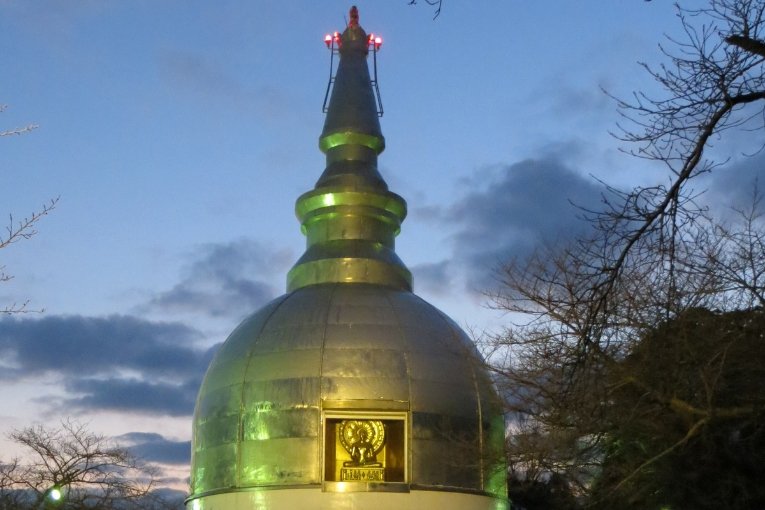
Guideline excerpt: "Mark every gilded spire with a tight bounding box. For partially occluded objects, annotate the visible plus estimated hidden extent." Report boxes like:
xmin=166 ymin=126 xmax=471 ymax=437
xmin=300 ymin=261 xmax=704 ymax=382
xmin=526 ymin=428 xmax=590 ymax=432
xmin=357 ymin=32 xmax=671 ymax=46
xmin=318 ymin=5 xmax=385 ymax=190
xmin=287 ymin=7 xmax=412 ymax=292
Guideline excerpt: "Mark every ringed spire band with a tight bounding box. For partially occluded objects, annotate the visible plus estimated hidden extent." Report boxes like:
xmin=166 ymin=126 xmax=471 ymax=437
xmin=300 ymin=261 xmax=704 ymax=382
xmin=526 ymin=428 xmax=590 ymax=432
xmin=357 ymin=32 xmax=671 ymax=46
xmin=288 ymin=6 xmax=411 ymax=292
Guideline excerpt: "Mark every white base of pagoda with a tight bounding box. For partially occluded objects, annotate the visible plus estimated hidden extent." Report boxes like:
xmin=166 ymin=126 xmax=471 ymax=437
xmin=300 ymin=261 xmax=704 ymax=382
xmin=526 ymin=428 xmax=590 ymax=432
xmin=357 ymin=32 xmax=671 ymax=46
xmin=187 ymin=487 xmax=508 ymax=510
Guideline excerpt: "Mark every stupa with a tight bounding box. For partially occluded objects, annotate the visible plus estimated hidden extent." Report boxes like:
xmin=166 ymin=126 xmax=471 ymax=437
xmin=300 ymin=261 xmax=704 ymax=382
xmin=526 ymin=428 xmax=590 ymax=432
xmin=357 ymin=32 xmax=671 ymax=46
xmin=187 ymin=7 xmax=508 ymax=510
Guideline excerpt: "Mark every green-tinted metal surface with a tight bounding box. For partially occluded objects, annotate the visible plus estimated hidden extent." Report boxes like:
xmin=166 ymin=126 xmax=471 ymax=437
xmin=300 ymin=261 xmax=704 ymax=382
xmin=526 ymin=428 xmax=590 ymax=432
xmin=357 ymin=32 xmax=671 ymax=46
xmin=289 ymin=185 xmax=412 ymax=290
xmin=318 ymin=145 xmax=387 ymax=190
xmin=239 ymin=438 xmax=319 ymax=485
xmin=287 ymin=253 xmax=412 ymax=292
xmin=320 ymin=22 xmax=383 ymax=151
xmin=286 ymin=14 xmax=412 ymax=292
xmin=319 ymin=132 xmax=385 ymax=154
xmin=190 ymin=284 xmax=507 ymax=499
xmin=296 ymin=190 xmax=406 ymax=221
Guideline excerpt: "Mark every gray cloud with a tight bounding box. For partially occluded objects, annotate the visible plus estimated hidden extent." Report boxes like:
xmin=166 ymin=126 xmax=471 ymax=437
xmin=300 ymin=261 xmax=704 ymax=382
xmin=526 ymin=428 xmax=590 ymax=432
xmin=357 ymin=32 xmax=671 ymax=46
xmin=0 ymin=238 xmax=290 ymax=419
xmin=411 ymin=260 xmax=452 ymax=296
xmin=447 ymin=158 xmax=602 ymax=291
xmin=159 ymin=51 xmax=240 ymax=99
xmin=0 ymin=314 xmax=219 ymax=417
xmin=546 ymin=85 xmax=613 ymax=121
xmin=441 ymin=152 xmax=765 ymax=298
xmin=146 ymin=239 xmax=289 ymax=319
xmin=0 ymin=315 xmax=208 ymax=378
xmin=116 ymin=432 xmax=191 ymax=465
xmin=61 ymin=376 xmax=200 ymax=417
xmin=412 ymin=204 xmax=444 ymax=222
xmin=157 ymin=50 xmax=291 ymax=120
xmin=705 ymin=152 xmax=765 ymax=218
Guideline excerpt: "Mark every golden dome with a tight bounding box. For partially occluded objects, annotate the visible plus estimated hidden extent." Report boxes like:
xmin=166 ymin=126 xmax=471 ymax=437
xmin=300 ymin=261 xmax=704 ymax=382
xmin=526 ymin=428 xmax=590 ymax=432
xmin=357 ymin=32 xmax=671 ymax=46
xmin=190 ymin=283 xmax=506 ymax=498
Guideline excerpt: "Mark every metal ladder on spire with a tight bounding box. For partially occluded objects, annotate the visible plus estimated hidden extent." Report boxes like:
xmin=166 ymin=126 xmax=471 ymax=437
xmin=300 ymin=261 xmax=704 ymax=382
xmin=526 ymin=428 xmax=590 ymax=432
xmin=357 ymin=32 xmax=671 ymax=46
xmin=322 ymin=31 xmax=384 ymax=117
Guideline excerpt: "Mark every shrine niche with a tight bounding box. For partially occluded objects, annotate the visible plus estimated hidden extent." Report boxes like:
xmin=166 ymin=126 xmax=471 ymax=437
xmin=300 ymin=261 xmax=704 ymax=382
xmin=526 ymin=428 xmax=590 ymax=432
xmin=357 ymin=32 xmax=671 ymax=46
xmin=323 ymin=414 xmax=406 ymax=487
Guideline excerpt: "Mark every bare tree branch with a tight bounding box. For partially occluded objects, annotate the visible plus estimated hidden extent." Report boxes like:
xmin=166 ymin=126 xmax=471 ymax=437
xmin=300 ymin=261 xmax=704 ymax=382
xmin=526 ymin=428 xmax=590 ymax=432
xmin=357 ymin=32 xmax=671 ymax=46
xmin=1 ymin=197 xmax=59 ymax=315
xmin=408 ymin=0 xmax=442 ymax=19
xmin=1 ymin=420 xmax=162 ymax=509
xmin=487 ymin=2 xmax=765 ymax=505
xmin=0 ymin=104 xmax=38 ymax=137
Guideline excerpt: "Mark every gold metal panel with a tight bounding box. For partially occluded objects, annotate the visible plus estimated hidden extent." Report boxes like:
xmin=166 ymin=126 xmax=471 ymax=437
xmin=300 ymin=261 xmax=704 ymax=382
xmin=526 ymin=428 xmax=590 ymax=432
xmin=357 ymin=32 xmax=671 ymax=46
xmin=191 ymin=443 xmax=238 ymax=494
xmin=385 ymin=292 xmax=436 ymax=317
xmin=243 ymin=349 xmax=322 ymax=381
xmin=322 ymin=376 xmax=410 ymax=402
xmin=322 ymin=399 xmax=409 ymax=411
xmin=196 ymin=383 xmax=243 ymax=420
xmin=482 ymin=415 xmax=506 ymax=458
xmin=323 ymin=323 xmax=406 ymax=350
xmin=249 ymin=324 xmax=328 ymax=353
xmin=411 ymin=438 xmax=482 ymax=490
xmin=242 ymin=377 xmax=321 ymax=410
xmin=409 ymin=379 xmax=479 ymax=416
xmin=321 ymin=348 xmax=407 ymax=379
xmin=194 ymin=414 xmax=240 ymax=450
xmin=263 ymin=287 xmax=334 ymax=326
xmin=386 ymin=294 xmax=479 ymax=350
xmin=200 ymin=356 xmax=249 ymax=392
xmin=241 ymin=407 xmax=319 ymax=441
xmin=482 ymin=414 xmax=509 ymax=497
xmin=404 ymin=330 xmax=480 ymax=358
xmin=238 ymin=437 xmax=319 ymax=485
xmin=330 ymin=284 xmax=396 ymax=307
xmin=326 ymin=301 xmax=399 ymax=326
xmin=476 ymin=369 xmax=501 ymax=400
xmin=411 ymin=412 xmax=479 ymax=443
xmin=407 ymin=351 xmax=474 ymax=385
xmin=213 ymin=296 xmax=289 ymax=355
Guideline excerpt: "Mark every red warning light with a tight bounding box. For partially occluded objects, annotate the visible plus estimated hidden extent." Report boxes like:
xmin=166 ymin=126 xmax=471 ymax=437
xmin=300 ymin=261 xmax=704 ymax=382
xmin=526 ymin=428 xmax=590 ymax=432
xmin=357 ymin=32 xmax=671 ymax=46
xmin=368 ymin=33 xmax=382 ymax=50
xmin=324 ymin=34 xmax=332 ymax=48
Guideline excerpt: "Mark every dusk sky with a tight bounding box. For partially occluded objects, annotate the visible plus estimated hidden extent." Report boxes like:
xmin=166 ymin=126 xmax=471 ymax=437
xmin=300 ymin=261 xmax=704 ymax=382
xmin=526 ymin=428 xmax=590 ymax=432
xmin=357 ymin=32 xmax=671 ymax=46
xmin=2 ymin=0 xmax=762 ymax=491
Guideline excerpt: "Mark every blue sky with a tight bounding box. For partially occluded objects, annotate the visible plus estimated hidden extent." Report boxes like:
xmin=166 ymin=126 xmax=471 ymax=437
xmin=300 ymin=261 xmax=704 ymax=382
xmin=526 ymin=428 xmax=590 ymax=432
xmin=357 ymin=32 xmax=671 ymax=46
xmin=2 ymin=0 xmax=762 ymax=490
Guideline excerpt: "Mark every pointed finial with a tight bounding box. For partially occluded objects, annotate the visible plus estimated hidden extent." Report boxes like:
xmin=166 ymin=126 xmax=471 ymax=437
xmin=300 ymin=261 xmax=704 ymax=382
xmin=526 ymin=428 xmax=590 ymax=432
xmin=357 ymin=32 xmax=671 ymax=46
xmin=286 ymin=9 xmax=412 ymax=292
xmin=318 ymin=7 xmax=385 ymax=182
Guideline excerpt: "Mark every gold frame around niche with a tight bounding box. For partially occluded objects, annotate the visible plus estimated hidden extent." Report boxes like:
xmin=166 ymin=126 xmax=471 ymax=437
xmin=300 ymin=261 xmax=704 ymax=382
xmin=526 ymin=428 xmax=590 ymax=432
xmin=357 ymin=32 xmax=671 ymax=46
xmin=321 ymin=404 xmax=409 ymax=493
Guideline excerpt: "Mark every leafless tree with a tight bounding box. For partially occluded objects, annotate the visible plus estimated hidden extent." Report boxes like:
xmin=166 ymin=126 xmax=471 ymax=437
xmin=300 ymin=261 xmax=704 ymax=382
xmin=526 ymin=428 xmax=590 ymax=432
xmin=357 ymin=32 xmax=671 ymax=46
xmin=0 ymin=421 xmax=160 ymax=509
xmin=597 ymin=0 xmax=765 ymax=313
xmin=490 ymin=0 xmax=765 ymax=400
xmin=0 ymin=459 xmax=28 ymax=510
xmin=489 ymin=195 xmax=765 ymax=506
xmin=487 ymin=1 xmax=765 ymax=506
